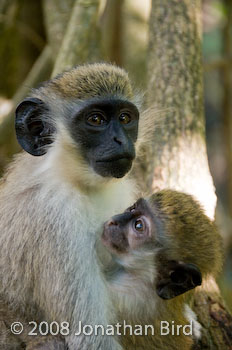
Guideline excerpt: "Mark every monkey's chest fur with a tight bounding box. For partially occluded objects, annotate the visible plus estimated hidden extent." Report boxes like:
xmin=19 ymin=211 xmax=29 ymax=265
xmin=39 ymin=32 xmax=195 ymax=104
xmin=0 ymin=159 xmax=136 ymax=330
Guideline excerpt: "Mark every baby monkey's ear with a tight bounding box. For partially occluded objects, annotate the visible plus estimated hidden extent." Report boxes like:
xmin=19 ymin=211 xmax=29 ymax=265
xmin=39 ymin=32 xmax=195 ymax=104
xmin=156 ymin=261 xmax=202 ymax=300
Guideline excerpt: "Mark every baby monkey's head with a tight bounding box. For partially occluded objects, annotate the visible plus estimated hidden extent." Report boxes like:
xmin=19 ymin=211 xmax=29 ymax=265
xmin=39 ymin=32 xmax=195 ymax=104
xmin=102 ymin=191 xmax=207 ymax=300
xmin=102 ymin=198 xmax=155 ymax=253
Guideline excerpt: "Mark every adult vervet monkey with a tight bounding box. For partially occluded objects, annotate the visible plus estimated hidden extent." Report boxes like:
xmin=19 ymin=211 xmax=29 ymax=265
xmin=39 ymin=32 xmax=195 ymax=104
xmin=0 ymin=63 xmax=143 ymax=349
xmin=102 ymin=190 xmax=223 ymax=350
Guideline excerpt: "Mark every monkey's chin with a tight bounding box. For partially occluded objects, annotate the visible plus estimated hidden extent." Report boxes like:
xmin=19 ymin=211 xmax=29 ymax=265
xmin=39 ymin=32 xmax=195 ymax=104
xmin=101 ymin=227 xmax=128 ymax=254
xmin=101 ymin=235 xmax=122 ymax=254
xmin=94 ymin=158 xmax=133 ymax=178
xmin=101 ymin=232 xmax=112 ymax=249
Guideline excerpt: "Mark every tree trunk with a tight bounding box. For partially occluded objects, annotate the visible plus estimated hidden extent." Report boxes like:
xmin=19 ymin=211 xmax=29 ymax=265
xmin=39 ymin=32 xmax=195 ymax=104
xmin=145 ymin=0 xmax=216 ymax=218
xmin=100 ymin=0 xmax=124 ymax=66
xmin=52 ymin=0 xmax=101 ymax=76
xmin=144 ymin=1 xmax=232 ymax=348
xmin=42 ymin=0 xmax=75 ymax=58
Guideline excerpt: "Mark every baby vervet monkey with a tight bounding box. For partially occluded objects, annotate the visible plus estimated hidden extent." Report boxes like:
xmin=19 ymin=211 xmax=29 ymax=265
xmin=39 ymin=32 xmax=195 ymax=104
xmin=102 ymin=189 xmax=223 ymax=350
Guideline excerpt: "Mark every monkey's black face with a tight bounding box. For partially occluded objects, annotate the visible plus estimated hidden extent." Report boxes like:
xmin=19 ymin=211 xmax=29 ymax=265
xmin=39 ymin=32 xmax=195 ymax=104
xmin=102 ymin=198 xmax=154 ymax=254
xmin=70 ymin=99 xmax=139 ymax=178
xmin=15 ymin=96 xmax=139 ymax=178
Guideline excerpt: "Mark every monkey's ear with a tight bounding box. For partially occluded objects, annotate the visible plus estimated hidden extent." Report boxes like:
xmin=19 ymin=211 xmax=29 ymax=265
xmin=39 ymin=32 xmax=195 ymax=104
xmin=15 ymin=97 xmax=55 ymax=156
xmin=156 ymin=261 xmax=202 ymax=300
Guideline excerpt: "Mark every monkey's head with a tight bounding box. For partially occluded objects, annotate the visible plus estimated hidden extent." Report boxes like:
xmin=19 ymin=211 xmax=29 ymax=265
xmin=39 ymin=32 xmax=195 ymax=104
xmin=102 ymin=195 xmax=203 ymax=300
xmin=102 ymin=198 xmax=155 ymax=253
xmin=15 ymin=64 xmax=139 ymax=182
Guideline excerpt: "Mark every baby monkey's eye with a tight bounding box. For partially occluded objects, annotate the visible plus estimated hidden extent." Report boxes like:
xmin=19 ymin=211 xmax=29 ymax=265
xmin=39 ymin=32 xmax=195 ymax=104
xmin=134 ymin=218 xmax=145 ymax=232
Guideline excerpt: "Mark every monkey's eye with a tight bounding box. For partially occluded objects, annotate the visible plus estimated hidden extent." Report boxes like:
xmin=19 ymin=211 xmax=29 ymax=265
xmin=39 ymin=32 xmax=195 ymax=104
xmin=134 ymin=218 xmax=145 ymax=232
xmin=119 ymin=113 xmax=131 ymax=124
xmin=87 ymin=114 xmax=106 ymax=126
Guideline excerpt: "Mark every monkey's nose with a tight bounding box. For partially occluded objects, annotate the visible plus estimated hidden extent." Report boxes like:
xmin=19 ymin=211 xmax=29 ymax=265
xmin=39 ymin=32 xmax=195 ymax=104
xmin=113 ymin=136 xmax=122 ymax=145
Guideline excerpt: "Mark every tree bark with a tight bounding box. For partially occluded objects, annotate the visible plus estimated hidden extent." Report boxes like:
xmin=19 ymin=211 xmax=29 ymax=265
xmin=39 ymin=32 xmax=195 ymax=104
xmin=145 ymin=0 xmax=216 ymax=218
xmin=144 ymin=0 xmax=232 ymax=348
xmin=100 ymin=0 xmax=124 ymax=66
xmin=42 ymin=0 xmax=75 ymax=58
xmin=52 ymin=0 xmax=101 ymax=77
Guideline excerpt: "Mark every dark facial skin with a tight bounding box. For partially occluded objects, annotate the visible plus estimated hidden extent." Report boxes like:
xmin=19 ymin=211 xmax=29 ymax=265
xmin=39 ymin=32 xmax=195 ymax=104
xmin=69 ymin=98 xmax=139 ymax=178
xmin=102 ymin=198 xmax=154 ymax=253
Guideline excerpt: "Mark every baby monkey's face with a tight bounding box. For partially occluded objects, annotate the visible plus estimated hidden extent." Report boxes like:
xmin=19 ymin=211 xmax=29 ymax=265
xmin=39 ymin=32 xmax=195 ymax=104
xmin=102 ymin=196 xmax=201 ymax=299
xmin=102 ymin=196 xmax=202 ymax=300
xmin=102 ymin=198 xmax=155 ymax=254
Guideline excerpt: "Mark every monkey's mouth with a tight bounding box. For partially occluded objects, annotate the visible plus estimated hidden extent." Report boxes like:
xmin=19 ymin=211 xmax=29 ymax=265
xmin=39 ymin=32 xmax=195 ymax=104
xmin=94 ymin=156 xmax=133 ymax=178
xmin=96 ymin=154 xmax=134 ymax=163
xmin=101 ymin=225 xmax=128 ymax=254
